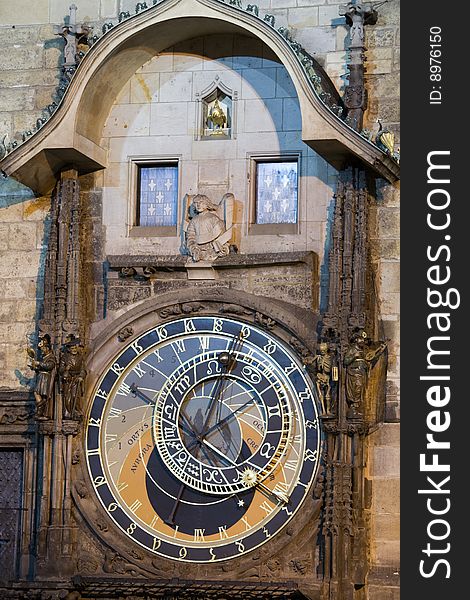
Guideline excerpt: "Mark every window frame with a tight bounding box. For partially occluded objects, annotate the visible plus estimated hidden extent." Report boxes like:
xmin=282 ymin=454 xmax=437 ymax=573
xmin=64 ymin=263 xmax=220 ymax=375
xmin=128 ymin=156 xmax=181 ymax=237
xmin=248 ymin=153 xmax=301 ymax=236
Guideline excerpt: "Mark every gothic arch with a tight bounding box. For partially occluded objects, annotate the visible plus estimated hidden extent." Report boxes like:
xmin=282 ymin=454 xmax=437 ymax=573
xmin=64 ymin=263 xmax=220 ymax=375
xmin=0 ymin=0 xmax=399 ymax=193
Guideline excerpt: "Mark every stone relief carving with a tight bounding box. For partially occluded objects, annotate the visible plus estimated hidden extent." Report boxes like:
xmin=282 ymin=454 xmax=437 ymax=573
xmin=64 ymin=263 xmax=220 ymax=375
xmin=27 ymin=334 xmax=57 ymax=421
xmin=158 ymin=302 xmax=204 ymax=319
xmin=183 ymin=193 xmax=234 ymax=262
xmin=117 ymin=326 xmax=134 ymax=342
xmin=254 ymin=312 xmax=276 ymax=330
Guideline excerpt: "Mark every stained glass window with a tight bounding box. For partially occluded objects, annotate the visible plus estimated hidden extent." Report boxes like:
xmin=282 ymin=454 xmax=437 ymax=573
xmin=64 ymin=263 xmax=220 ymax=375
xmin=255 ymin=161 xmax=298 ymax=225
xmin=137 ymin=164 xmax=178 ymax=227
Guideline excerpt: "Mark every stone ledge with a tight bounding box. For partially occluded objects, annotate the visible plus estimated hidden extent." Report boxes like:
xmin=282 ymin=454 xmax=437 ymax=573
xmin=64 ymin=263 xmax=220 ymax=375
xmin=107 ymin=251 xmax=317 ymax=272
xmin=0 ymin=388 xmax=33 ymax=403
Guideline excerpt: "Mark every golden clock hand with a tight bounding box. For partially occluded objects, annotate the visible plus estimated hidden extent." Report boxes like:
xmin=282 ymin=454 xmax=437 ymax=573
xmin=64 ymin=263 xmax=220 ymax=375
xmin=241 ymin=468 xmax=290 ymax=505
xmin=198 ymin=330 xmax=244 ymax=437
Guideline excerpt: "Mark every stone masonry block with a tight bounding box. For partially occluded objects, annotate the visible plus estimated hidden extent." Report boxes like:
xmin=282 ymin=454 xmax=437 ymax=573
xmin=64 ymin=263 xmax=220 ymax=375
xmin=0 ymin=25 xmax=39 ymax=46
xmin=101 ymin=0 xmax=118 ymax=19
xmin=379 ymin=261 xmax=399 ymax=293
xmin=0 ymin=251 xmax=41 ymax=279
xmin=0 ymin=88 xmax=35 ymax=112
xmin=198 ymin=161 xmax=229 ymax=185
xmin=0 ymin=224 xmax=9 ymax=251
xmin=294 ymin=27 xmax=336 ymax=55
xmin=7 ymin=223 xmax=39 ymax=250
xmin=35 ymin=87 xmax=56 ymax=110
xmin=370 ymin=446 xmax=400 ymax=478
xmin=318 ymin=5 xmax=342 ymax=26
xmin=366 ymin=27 xmax=396 ymax=48
xmin=272 ymin=0 xmax=297 ymax=8
xmin=372 ymin=514 xmax=400 ymax=542
xmin=243 ymin=98 xmax=283 ymax=132
xmin=0 ymin=46 xmax=44 ymax=71
xmin=297 ymin=0 xmax=327 ymax=5
xmin=380 ymin=291 xmax=400 ymax=316
xmin=371 ymin=540 xmax=400 ymax=567
xmin=103 ymin=103 xmax=150 ymax=137
xmin=287 ymin=7 xmax=319 ymax=28
xmin=371 ymin=478 xmax=400 ymax=514
xmin=44 ymin=47 xmax=62 ymax=70
xmin=130 ymin=73 xmax=159 ymax=104
xmin=0 ymin=0 xmax=49 ymax=25
xmin=241 ymin=68 xmax=277 ymax=100
xmin=371 ymin=423 xmax=400 ymax=447
xmin=159 ymin=71 xmax=193 ymax=103
xmin=49 ymin=0 xmax=100 ymax=23
xmin=378 ymin=207 xmax=399 ymax=239
xmin=365 ymin=60 xmax=392 ymax=75
xmin=0 ymin=322 xmax=33 ymax=344
xmin=0 ymin=69 xmax=59 ymax=88
xmin=150 ymin=102 xmax=188 ymax=136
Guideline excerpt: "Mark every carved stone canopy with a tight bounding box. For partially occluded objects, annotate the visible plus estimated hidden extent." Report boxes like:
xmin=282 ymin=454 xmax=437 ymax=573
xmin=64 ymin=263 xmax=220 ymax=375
xmin=0 ymin=0 xmax=399 ymax=194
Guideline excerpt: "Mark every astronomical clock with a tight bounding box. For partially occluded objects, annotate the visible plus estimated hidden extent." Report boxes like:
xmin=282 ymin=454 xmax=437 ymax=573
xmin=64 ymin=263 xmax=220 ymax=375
xmin=85 ymin=315 xmax=321 ymax=565
xmin=0 ymin=0 xmax=398 ymax=598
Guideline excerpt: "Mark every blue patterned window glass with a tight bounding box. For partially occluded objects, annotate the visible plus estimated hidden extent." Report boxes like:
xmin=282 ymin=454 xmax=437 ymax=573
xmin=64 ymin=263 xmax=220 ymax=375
xmin=138 ymin=164 xmax=178 ymax=227
xmin=256 ymin=161 xmax=298 ymax=224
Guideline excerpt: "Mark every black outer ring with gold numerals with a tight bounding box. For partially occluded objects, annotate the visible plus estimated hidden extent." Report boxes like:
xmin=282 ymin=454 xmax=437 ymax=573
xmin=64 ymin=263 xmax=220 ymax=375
xmin=85 ymin=316 xmax=322 ymax=562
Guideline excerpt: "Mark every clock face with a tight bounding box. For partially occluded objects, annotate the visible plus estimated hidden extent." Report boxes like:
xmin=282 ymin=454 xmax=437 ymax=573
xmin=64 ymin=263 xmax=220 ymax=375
xmin=85 ymin=316 xmax=321 ymax=562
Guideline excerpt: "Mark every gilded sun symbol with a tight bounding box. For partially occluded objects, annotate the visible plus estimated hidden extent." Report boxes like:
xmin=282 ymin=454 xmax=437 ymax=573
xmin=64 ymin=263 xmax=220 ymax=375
xmin=241 ymin=468 xmax=258 ymax=487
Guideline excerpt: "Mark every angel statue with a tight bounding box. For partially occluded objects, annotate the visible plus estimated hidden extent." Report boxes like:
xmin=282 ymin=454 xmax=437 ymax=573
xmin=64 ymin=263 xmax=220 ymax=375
xmin=183 ymin=193 xmax=234 ymax=262
xmin=27 ymin=334 xmax=56 ymax=420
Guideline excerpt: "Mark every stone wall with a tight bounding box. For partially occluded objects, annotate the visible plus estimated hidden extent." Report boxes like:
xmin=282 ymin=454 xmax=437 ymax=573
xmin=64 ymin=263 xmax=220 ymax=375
xmin=0 ymin=181 xmax=48 ymax=390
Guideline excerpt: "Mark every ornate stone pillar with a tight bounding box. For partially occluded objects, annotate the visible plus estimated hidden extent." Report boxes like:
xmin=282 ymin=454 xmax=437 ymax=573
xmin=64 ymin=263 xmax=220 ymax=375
xmin=319 ymin=166 xmax=387 ymax=599
xmin=340 ymin=2 xmax=378 ymax=131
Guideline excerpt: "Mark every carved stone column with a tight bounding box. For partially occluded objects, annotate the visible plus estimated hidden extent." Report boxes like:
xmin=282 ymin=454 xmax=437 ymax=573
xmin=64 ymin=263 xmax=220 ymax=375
xmin=40 ymin=168 xmax=84 ymax=346
xmin=35 ymin=167 xmax=87 ymax=577
xmin=340 ymin=2 xmax=378 ymax=131
xmin=319 ymin=166 xmax=387 ymax=600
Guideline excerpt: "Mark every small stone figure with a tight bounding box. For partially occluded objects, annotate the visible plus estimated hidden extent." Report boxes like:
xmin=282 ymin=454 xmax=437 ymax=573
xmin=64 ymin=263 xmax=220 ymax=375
xmin=55 ymin=4 xmax=92 ymax=68
xmin=344 ymin=329 xmax=386 ymax=419
xmin=27 ymin=334 xmax=56 ymax=420
xmin=59 ymin=334 xmax=87 ymax=419
xmin=339 ymin=3 xmax=377 ymax=48
xmin=184 ymin=193 xmax=234 ymax=262
xmin=311 ymin=342 xmax=337 ymax=418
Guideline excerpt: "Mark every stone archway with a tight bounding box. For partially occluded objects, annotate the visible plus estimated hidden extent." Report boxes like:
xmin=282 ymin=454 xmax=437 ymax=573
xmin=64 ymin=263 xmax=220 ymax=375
xmin=0 ymin=0 xmax=398 ymax=194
